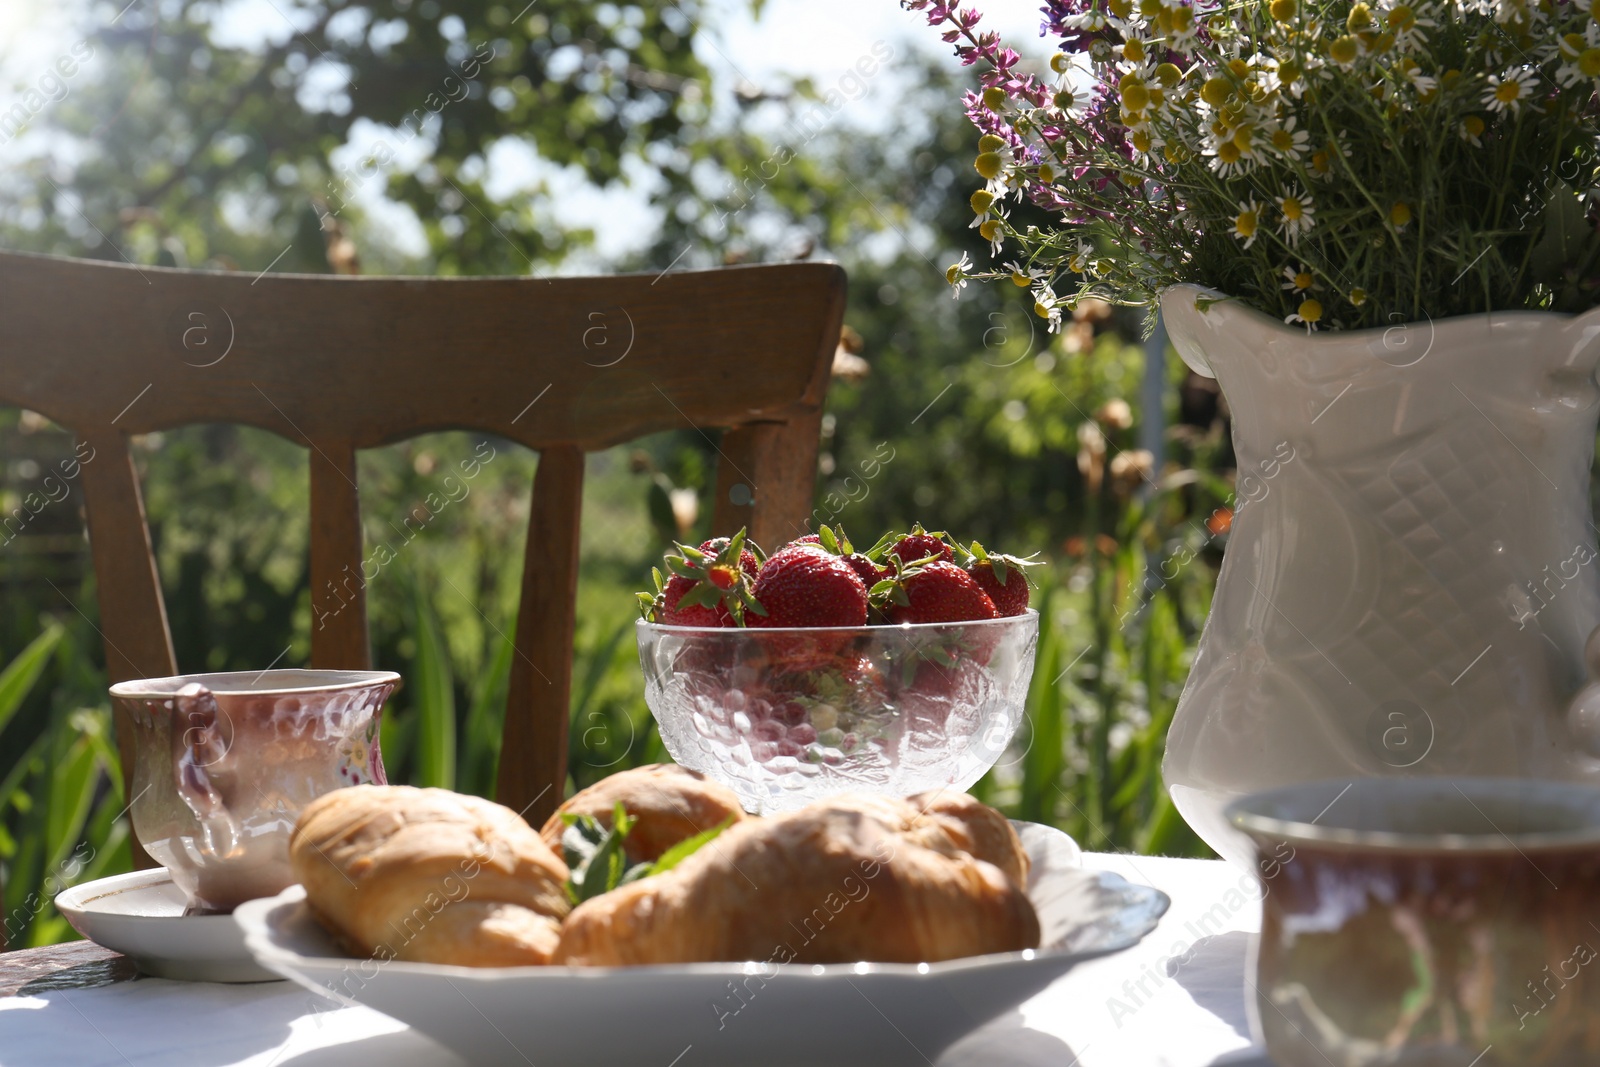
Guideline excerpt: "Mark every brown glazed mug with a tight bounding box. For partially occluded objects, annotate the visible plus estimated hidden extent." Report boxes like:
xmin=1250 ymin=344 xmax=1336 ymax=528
xmin=1229 ymin=777 xmax=1600 ymax=1067
xmin=110 ymin=669 xmax=400 ymax=913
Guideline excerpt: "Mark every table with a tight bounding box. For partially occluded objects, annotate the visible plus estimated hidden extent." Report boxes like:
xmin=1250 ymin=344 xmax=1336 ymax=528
xmin=0 ymin=854 xmax=1274 ymax=1066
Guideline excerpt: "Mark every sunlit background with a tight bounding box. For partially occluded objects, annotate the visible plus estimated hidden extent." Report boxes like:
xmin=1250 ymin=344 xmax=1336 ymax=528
xmin=1 ymin=0 xmax=1045 ymax=266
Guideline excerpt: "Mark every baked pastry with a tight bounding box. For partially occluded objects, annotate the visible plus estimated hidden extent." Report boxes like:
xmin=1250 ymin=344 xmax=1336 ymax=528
xmin=538 ymin=763 xmax=746 ymax=863
xmin=911 ymin=790 xmax=1030 ymax=887
xmin=290 ymin=785 xmax=569 ymax=967
xmin=554 ymin=791 xmax=1039 ymax=966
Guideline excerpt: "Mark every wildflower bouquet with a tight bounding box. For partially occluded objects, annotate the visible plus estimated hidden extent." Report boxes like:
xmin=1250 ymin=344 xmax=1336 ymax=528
xmin=909 ymin=0 xmax=1600 ymax=331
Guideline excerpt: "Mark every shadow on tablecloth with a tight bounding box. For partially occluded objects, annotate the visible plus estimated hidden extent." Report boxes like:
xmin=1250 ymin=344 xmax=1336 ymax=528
xmin=274 ymin=1028 xmax=462 ymax=1067
xmin=1168 ymin=930 xmax=1254 ymax=1043
xmin=935 ymin=1009 xmax=1080 ymax=1066
xmin=1165 ymin=930 xmax=1281 ymax=1066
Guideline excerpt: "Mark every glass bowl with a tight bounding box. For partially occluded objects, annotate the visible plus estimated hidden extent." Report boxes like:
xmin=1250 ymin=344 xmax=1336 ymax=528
xmin=636 ymin=611 xmax=1039 ymax=813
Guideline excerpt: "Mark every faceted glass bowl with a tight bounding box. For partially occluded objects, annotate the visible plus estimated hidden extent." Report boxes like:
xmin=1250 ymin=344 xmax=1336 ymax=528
xmin=637 ymin=611 xmax=1039 ymax=813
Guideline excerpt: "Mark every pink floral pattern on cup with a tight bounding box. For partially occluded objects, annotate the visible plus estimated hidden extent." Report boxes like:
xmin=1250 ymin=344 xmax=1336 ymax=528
xmin=336 ymin=714 xmax=386 ymax=786
xmin=111 ymin=669 xmax=399 ymax=913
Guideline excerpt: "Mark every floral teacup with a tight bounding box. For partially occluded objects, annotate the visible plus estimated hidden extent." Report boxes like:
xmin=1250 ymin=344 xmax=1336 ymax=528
xmin=1231 ymin=777 xmax=1600 ymax=1067
xmin=110 ymin=669 xmax=399 ymax=913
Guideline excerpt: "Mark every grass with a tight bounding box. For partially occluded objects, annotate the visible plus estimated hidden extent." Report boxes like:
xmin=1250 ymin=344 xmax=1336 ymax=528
xmin=0 ymin=624 xmax=133 ymax=949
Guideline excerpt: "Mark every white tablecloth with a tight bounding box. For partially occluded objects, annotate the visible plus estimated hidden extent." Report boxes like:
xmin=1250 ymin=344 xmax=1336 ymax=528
xmin=0 ymin=854 xmax=1273 ymax=1067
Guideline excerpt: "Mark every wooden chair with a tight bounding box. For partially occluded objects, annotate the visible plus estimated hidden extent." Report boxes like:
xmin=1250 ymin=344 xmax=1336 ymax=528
xmin=0 ymin=249 xmax=845 ymax=850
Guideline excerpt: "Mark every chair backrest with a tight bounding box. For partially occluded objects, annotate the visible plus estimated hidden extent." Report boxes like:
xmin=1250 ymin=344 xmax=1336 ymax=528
xmin=0 ymin=249 xmax=844 ymax=840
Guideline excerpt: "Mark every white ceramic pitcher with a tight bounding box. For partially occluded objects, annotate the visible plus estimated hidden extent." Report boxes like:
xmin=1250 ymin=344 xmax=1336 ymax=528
xmin=1159 ymin=284 xmax=1600 ymax=864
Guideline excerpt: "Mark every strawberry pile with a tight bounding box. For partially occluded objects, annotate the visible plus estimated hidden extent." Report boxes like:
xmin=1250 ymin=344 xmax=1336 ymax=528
xmin=638 ymin=527 xmax=1042 ymax=786
xmin=639 ymin=524 xmax=1039 ymax=629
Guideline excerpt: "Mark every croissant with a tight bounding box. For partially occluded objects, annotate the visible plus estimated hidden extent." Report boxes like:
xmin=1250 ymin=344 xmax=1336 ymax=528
xmin=911 ymin=790 xmax=1031 ymax=887
xmin=290 ymin=785 xmax=569 ymax=967
xmin=538 ymin=763 xmax=746 ymax=863
xmin=554 ymin=791 xmax=1039 ymax=966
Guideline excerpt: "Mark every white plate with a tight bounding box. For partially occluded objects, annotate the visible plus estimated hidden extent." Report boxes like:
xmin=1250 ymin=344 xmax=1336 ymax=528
xmin=235 ymin=823 xmax=1166 ymax=1066
xmin=55 ymin=868 xmax=283 ymax=983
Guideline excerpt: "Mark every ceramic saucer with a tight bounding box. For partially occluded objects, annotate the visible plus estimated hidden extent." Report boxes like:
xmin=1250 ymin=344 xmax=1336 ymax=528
xmin=55 ymin=868 xmax=282 ymax=983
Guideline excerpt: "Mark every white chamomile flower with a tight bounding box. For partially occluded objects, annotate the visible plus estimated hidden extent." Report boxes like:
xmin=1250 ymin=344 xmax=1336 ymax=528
xmin=1285 ymin=297 xmax=1324 ymax=331
xmin=1281 ymin=264 xmax=1320 ymax=292
xmin=1032 ymin=286 xmax=1065 ymax=333
xmin=1004 ymin=260 xmax=1047 ymax=287
xmin=1406 ymin=69 xmax=1437 ymax=95
xmin=1276 ymin=187 xmax=1316 ymax=244
xmin=1068 ymin=9 xmax=1109 ymax=31
xmin=1204 ymin=131 xmax=1256 ymax=178
xmin=1459 ymin=114 xmax=1486 ymax=145
xmin=1376 ymin=0 xmax=1437 ymax=53
xmin=1268 ymin=116 xmax=1309 ymax=161
xmin=1067 ymin=238 xmax=1095 ymax=275
xmin=1328 ymin=33 xmax=1364 ymax=71
xmin=1484 ymin=69 xmax=1539 ymax=114
xmin=1119 ymin=34 xmax=1155 ymax=68
xmin=946 ymin=252 xmax=973 ymax=297
xmin=1232 ymin=199 xmax=1263 ymax=248
xmin=1392 ymin=56 xmax=1436 ymax=95
xmin=968 ymin=180 xmax=1007 ymax=231
xmin=986 ymin=210 xmax=1009 ymax=255
xmin=1271 ymin=51 xmax=1324 ymax=98
xmin=1550 ymin=30 xmax=1581 ymax=65
xmin=1126 ymin=122 xmax=1161 ymax=163
xmin=1163 ymin=1 xmax=1201 ymax=50
xmin=1490 ymin=0 xmax=1542 ymax=27
xmin=1554 ymin=27 xmax=1600 ymax=88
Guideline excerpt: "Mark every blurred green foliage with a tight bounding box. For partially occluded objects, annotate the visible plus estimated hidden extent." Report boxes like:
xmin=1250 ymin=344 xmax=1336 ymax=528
xmin=1 ymin=0 xmax=727 ymax=273
xmin=0 ymin=7 xmax=1242 ymax=947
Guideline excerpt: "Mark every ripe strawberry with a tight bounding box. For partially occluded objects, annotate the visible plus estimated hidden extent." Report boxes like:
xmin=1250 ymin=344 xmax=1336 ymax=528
xmin=697 ymin=535 xmax=760 ymax=586
xmin=747 ymin=549 xmax=868 ymax=673
xmin=749 ymin=547 xmax=869 ymax=628
xmin=887 ymin=524 xmax=954 ymax=567
xmin=960 ymin=541 xmax=1042 ymax=618
xmin=838 ymin=653 xmax=888 ymax=708
xmin=639 ymin=528 xmax=762 ymax=626
xmin=901 ymin=656 xmax=986 ymax=731
xmin=790 ymin=525 xmax=889 ymax=589
xmin=884 ymin=561 xmax=998 ymax=624
xmin=842 ymin=553 xmax=887 ymax=588
xmin=970 ymin=563 xmax=1028 ymax=616
xmin=658 ymin=573 xmax=731 ymax=626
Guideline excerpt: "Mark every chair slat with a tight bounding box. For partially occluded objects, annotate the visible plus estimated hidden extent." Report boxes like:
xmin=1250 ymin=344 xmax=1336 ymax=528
xmin=496 ymin=446 xmax=585 ymax=825
xmin=714 ymin=408 xmax=826 ymax=551
xmin=77 ymin=432 xmax=175 ymax=869
xmin=710 ymin=424 xmax=766 ymax=540
xmin=308 ymin=441 xmax=370 ymax=669
xmin=0 ymin=254 xmax=846 ymax=456
xmin=711 ymin=261 xmax=840 ymax=550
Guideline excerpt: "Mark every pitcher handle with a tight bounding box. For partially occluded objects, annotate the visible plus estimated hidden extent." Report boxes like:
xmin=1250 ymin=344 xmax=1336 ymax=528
xmin=1567 ymin=629 xmax=1600 ymax=758
xmin=173 ymin=683 xmax=241 ymax=857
